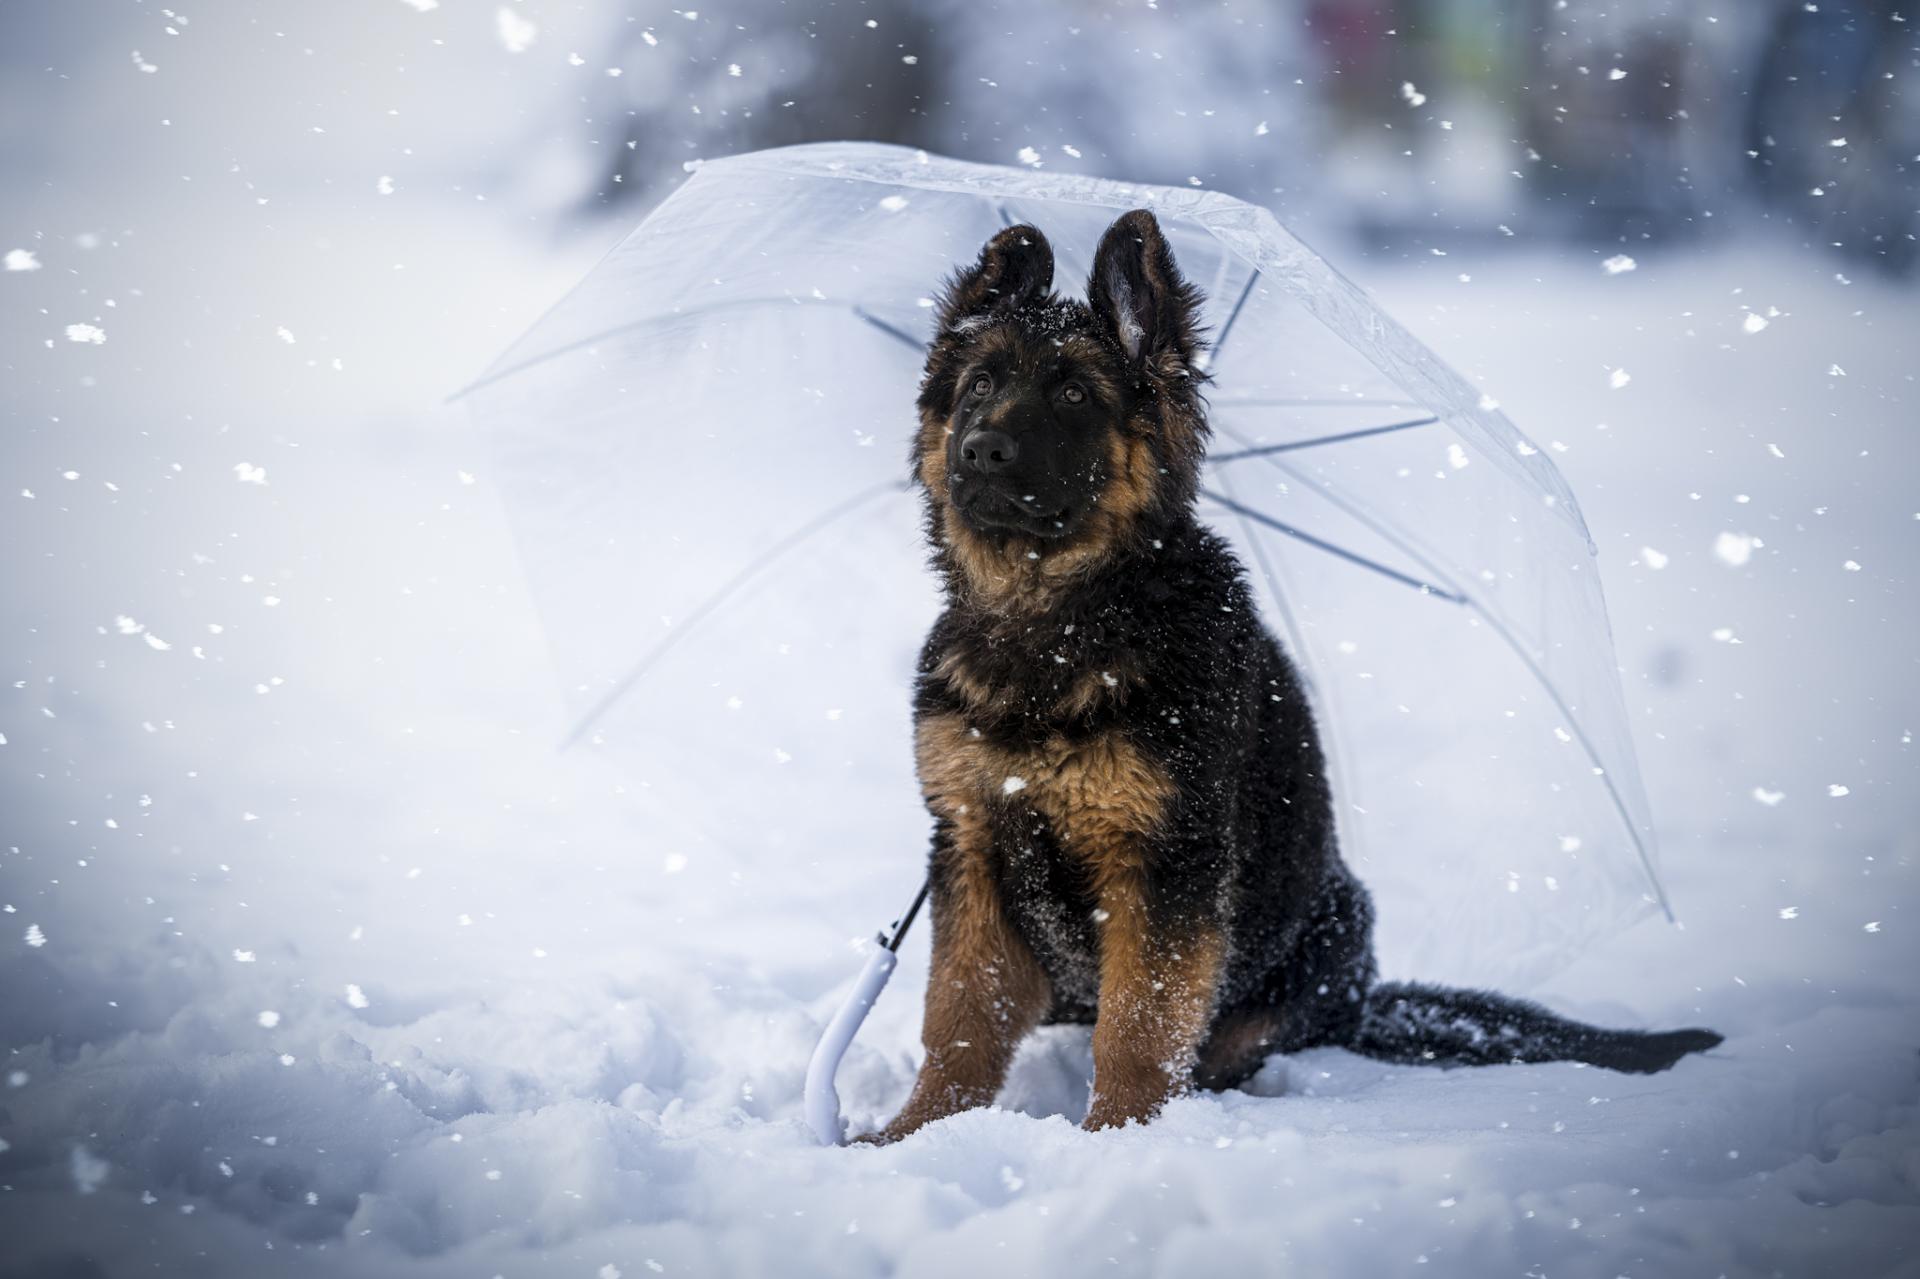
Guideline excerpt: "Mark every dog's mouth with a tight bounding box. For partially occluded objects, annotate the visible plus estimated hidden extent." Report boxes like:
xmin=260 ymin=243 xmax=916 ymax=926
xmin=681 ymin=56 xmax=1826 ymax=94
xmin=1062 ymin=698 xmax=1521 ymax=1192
xmin=952 ymin=485 xmax=1074 ymax=539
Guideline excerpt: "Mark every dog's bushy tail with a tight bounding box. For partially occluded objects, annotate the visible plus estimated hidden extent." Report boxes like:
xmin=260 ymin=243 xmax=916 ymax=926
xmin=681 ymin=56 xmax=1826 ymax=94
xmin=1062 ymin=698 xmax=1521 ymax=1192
xmin=1352 ymin=981 xmax=1722 ymax=1075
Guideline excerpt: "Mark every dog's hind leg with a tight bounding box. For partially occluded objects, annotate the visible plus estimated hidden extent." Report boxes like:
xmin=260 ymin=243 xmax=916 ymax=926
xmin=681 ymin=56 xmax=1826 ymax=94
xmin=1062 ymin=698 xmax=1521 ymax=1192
xmin=1193 ymin=1007 xmax=1286 ymax=1091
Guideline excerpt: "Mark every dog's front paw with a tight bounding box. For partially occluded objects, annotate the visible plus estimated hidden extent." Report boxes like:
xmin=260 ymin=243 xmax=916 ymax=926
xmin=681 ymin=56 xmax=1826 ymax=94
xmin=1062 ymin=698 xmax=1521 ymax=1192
xmin=1081 ymin=1098 xmax=1155 ymax=1132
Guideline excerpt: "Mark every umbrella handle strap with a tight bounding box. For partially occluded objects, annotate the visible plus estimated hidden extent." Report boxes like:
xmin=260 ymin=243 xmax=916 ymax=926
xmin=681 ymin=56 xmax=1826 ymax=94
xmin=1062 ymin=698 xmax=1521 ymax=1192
xmin=804 ymin=941 xmax=899 ymax=1145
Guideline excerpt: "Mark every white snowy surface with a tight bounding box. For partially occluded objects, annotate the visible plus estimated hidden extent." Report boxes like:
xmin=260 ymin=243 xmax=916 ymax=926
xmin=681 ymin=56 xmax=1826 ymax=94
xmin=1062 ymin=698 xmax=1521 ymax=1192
xmin=3 ymin=9 xmax=1918 ymax=1276
xmin=4 ymin=236 xmax=1916 ymax=1276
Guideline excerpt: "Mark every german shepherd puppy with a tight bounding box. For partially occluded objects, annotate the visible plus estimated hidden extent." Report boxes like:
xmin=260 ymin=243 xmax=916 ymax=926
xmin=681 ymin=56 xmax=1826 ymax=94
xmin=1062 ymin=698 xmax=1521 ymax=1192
xmin=870 ymin=211 xmax=1720 ymax=1141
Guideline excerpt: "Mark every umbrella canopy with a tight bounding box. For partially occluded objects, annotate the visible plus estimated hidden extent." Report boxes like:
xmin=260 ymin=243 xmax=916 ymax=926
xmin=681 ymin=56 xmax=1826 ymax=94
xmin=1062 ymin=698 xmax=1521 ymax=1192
xmin=459 ymin=142 xmax=1669 ymax=990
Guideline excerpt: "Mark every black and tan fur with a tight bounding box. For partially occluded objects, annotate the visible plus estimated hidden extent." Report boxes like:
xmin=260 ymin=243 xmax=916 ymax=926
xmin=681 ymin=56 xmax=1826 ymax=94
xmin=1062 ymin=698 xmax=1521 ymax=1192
xmin=868 ymin=211 xmax=1720 ymax=1142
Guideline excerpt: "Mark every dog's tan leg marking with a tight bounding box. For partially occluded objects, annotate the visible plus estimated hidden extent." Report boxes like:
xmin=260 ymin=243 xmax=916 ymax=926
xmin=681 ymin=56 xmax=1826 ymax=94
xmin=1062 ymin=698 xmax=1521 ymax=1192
xmin=1000 ymin=728 xmax=1221 ymax=1133
xmin=874 ymin=719 xmax=1052 ymax=1143
xmin=1084 ymin=897 xmax=1225 ymax=1131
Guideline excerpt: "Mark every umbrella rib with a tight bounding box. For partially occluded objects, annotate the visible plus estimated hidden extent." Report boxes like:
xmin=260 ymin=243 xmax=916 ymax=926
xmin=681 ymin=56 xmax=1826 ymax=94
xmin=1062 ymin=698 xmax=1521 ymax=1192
xmin=1215 ymin=421 xmax=1475 ymax=601
xmin=1209 ymin=468 xmax=1322 ymax=697
xmin=852 ymin=305 xmax=929 ymax=353
xmin=556 ymin=478 xmax=914 ymax=753
xmin=1200 ymin=269 xmax=1260 ymax=371
xmin=1199 ymin=489 xmax=1467 ymax=605
xmin=1208 ymin=414 xmax=1440 ymax=464
xmin=1209 ymin=397 xmax=1424 ymax=409
xmin=886 ymin=878 xmax=932 ymax=952
xmin=449 ymin=298 xmax=922 ymax=402
xmin=1211 ymin=427 xmax=1673 ymax=920
xmin=1463 ymin=604 xmax=1678 ymax=923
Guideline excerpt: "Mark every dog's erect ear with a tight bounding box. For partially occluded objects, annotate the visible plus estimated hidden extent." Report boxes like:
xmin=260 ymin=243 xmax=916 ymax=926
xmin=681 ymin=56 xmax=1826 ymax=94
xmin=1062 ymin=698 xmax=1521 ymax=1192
xmin=1088 ymin=209 xmax=1201 ymax=369
xmin=936 ymin=224 xmax=1054 ymax=332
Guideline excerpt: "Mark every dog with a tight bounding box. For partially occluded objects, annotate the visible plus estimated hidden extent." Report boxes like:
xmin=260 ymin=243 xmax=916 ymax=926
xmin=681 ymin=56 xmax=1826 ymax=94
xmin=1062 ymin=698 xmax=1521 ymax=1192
xmin=868 ymin=210 xmax=1721 ymax=1141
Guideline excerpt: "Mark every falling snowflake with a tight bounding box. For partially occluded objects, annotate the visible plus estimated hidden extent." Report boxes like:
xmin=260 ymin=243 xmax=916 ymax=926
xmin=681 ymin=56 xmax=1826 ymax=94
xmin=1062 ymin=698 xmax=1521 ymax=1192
xmin=71 ymin=1146 xmax=109 ymax=1195
xmin=65 ymin=323 xmax=107 ymax=344
xmin=496 ymin=7 xmax=537 ymax=53
xmin=345 ymin=983 xmax=370 ymax=1008
xmin=1601 ymin=254 xmax=1637 ymax=275
xmin=1713 ymin=532 xmax=1757 ymax=567
xmin=1399 ymin=81 xmax=1427 ymax=107
xmin=4 ymin=249 xmax=41 ymax=272
xmin=1752 ymin=787 xmax=1785 ymax=807
xmin=24 ymin=924 xmax=46 ymax=948
xmin=1608 ymin=367 xmax=1630 ymax=389
xmin=1640 ymin=546 xmax=1668 ymax=570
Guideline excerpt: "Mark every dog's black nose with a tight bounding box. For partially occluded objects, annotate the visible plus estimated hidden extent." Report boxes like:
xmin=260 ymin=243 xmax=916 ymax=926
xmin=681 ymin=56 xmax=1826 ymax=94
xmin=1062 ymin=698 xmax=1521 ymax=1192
xmin=959 ymin=428 xmax=1019 ymax=474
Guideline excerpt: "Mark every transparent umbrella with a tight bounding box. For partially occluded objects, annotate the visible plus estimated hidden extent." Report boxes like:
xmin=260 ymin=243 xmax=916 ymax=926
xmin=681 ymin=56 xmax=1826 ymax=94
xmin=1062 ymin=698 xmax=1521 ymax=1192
xmin=457 ymin=143 xmax=1673 ymax=1136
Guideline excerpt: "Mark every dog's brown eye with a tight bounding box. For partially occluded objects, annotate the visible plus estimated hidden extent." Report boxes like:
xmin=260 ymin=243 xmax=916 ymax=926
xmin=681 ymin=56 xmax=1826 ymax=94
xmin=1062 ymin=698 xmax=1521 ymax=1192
xmin=1061 ymin=383 xmax=1086 ymax=405
xmin=969 ymin=374 xmax=993 ymax=398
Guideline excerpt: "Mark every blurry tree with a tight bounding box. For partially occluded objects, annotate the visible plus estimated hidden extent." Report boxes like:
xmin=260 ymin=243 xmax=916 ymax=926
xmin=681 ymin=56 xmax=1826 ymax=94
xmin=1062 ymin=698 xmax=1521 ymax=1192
xmin=1516 ymin=0 xmax=1917 ymax=271
xmin=576 ymin=0 xmax=1320 ymax=215
xmin=1518 ymin=0 xmax=1697 ymax=240
xmin=581 ymin=1 xmax=946 ymax=209
xmin=1742 ymin=0 xmax=1918 ymax=274
xmin=919 ymin=0 xmax=1318 ymax=199
xmin=568 ymin=0 xmax=1916 ymax=273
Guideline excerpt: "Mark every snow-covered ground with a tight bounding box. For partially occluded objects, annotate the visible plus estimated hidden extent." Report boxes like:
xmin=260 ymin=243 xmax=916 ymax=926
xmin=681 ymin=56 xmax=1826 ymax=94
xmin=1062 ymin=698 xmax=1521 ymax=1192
xmin=4 ymin=8 xmax=1918 ymax=1278
xmin=6 ymin=236 xmax=1916 ymax=1278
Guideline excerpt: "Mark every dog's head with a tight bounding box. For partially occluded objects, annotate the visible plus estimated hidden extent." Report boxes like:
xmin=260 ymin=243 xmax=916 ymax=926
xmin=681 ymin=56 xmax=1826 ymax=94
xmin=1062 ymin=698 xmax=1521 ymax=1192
xmin=912 ymin=209 xmax=1208 ymax=610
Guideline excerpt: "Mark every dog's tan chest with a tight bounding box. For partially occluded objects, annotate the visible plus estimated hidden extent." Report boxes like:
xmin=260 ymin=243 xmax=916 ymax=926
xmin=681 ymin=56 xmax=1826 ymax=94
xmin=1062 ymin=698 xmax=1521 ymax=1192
xmin=915 ymin=711 xmax=1172 ymax=854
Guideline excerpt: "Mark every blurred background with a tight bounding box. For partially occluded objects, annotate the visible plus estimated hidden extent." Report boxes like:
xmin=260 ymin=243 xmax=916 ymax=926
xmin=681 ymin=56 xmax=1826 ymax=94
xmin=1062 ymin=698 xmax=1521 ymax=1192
xmin=12 ymin=1 xmax=1915 ymax=281
xmin=566 ymin=0 xmax=1920 ymax=272
xmin=2 ymin=3 xmax=1916 ymax=1277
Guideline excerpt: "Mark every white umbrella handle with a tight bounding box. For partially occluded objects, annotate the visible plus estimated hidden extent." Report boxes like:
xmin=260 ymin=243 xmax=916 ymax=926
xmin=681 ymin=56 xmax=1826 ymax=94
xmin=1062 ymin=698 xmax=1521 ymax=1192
xmin=804 ymin=941 xmax=898 ymax=1145
xmin=805 ymin=880 xmax=929 ymax=1145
